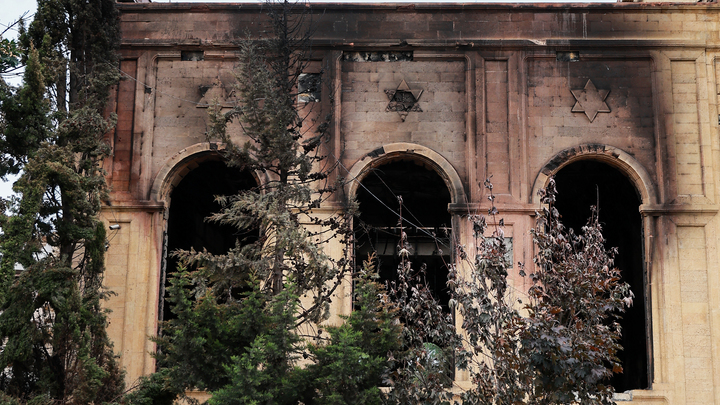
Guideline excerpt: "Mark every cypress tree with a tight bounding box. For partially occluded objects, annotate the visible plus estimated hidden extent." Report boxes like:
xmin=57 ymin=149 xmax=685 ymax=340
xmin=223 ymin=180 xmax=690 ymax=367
xmin=0 ymin=1 xmax=124 ymax=403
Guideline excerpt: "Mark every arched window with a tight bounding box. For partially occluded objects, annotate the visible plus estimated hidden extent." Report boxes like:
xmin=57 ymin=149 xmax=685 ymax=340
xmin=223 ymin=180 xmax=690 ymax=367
xmin=553 ymin=159 xmax=649 ymax=391
xmin=160 ymin=159 xmax=257 ymax=322
xmin=354 ymin=159 xmax=452 ymax=308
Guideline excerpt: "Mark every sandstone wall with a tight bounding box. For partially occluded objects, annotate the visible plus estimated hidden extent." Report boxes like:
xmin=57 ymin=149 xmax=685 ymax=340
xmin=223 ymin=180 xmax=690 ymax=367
xmin=106 ymin=4 xmax=720 ymax=403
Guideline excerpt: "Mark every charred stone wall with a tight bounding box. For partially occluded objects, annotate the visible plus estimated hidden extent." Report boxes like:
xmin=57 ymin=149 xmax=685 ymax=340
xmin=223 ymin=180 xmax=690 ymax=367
xmin=106 ymin=3 xmax=720 ymax=403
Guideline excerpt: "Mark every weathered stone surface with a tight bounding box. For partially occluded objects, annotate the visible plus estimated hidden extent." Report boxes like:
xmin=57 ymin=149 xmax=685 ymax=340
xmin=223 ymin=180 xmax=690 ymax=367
xmin=106 ymin=3 xmax=720 ymax=403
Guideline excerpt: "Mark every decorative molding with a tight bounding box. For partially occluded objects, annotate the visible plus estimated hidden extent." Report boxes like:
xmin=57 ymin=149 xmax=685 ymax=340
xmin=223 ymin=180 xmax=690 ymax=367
xmin=102 ymin=201 xmax=165 ymax=212
xmin=531 ymin=144 xmax=658 ymax=206
xmin=346 ymin=142 xmax=467 ymax=205
xmin=640 ymin=204 xmax=719 ymax=216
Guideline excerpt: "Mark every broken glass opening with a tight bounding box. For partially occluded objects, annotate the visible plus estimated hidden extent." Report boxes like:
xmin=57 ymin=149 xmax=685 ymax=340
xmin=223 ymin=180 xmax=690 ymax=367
xmin=180 ymin=51 xmax=204 ymax=61
xmin=387 ymin=91 xmax=417 ymax=112
xmin=556 ymin=51 xmax=580 ymax=62
xmin=343 ymin=51 xmax=413 ymax=62
xmin=298 ymin=73 xmax=321 ymax=103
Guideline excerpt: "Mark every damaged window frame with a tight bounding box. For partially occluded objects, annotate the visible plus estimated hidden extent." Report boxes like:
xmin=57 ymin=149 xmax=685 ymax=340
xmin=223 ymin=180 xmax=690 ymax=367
xmin=343 ymin=51 xmax=413 ymax=62
xmin=181 ymin=50 xmax=205 ymax=61
xmin=298 ymin=72 xmax=322 ymax=103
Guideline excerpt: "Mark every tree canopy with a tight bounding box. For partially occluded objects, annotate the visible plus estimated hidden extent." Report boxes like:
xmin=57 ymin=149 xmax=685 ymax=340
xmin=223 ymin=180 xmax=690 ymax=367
xmin=0 ymin=1 xmax=635 ymax=403
xmin=0 ymin=0 xmax=124 ymax=403
xmin=125 ymin=2 xmax=633 ymax=403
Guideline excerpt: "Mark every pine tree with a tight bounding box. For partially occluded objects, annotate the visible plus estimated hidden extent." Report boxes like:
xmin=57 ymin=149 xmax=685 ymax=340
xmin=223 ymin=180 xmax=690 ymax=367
xmin=127 ymin=1 xmax=383 ymax=403
xmin=199 ymin=1 xmax=347 ymax=313
xmin=0 ymin=0 xmax=124 ymax=403
xmin=302 ymin=257 xmax=402 ymax=405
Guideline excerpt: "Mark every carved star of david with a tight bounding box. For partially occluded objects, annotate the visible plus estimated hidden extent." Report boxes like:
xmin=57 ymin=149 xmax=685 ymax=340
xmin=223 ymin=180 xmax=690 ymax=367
xmin=385 ymin=79 xmax=423 ymax=122
xmin=570 ymin=79 xmax=610 ymax=122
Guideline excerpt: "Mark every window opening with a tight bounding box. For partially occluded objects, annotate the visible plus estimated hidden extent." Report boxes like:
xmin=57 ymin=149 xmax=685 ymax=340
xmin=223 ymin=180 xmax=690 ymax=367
xmin=553 ymin=160 xmax=649 ymax=392
xmin=556 ymin=51 xmax=580 ymax=62
xmin=354 ymin=158 xmax=454 ymax=383
xmin=180 ymin=51 xmax=204 ymax=61
xmin=342 ymin=51 xmax=413 ymax=62
xmin=354 ymin=159 xmax=452 ymax=309
xmin=160 ymin=160 xmax=257 ymax=322
xmin=298 ymin=73 xmax=321 ymax=103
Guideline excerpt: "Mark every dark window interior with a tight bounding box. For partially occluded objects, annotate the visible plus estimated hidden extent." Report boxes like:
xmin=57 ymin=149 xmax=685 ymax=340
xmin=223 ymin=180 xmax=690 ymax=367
xmin=161 ymin=159 xmax=257 ymax=322
xmin=553 ymin=160 xmax=649 ymax=392
xmin=180 ymin=50 xmax=204 ymax=61
xmin=298 ymin=73 xmax=321 ymax=103
xmin=354 ymin=159 xmax=452 ymax=308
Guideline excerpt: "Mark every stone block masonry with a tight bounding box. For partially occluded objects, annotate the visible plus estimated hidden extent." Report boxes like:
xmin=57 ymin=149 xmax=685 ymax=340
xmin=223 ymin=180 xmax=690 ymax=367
xmin=110 ymin=3 xmax=720 ymax=403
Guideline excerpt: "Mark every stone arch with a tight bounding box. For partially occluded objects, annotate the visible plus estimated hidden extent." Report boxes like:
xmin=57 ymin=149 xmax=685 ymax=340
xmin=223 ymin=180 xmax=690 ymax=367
xmin=345 ymin=142 xmax=467 ymax=204
xmin=155 ymin=144 xmax=261 ymax=322
xmin=349 ymin=143 xmax=460 ymax=313
xmin=532 ymin=144 xmax=653 ymax=391
xmin=530 ymin=144 xmax=657 ymax=206
xmin=149 ymin=142 xmax=266 ymax=203
xmin=151 ymin=143 xmax=225 ymax=203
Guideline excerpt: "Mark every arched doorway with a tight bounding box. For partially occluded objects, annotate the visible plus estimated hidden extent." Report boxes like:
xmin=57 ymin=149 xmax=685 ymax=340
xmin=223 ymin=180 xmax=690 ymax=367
xmin=553 ymin=159 xmax=648 ymax=392
xmin=160 ymin=159 xmax=257 ymax=321
xmin=354 ymin=158 xmax=453 ymax=308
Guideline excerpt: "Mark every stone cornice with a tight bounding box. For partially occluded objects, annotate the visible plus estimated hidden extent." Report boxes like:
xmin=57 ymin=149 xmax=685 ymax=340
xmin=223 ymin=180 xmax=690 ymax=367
xmin=117 ymin=2 xmax=720 ymax=12
xmin=120 ymin=38 xmax=710 ymax=49
xmin=102 ymin=201 xmax=165 ymax=212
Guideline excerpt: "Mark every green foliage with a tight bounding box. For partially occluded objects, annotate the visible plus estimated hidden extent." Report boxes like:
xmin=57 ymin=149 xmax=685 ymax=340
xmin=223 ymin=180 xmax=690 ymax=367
xmin=0 ymin=44 xmax=49 ymax=178
xmin=0 ymin=38 xmax=20 ymax=74
xmin=207 ymin=287 xmax=311 ymax=405
xmin=122 ymin=369 xmax=181 ymax=405
xmin=0 ymin=22 xmax=22 ymax=143
xmin=138 ymin=272 xmax=314 ymax=405
xmin=152 ymin=269 xmax=293 ymax=395
xmin=0 ymin=0 xmax=123 ymax=403
xmin=306 ymin=259 xmax=402 ymax=405
xmin=140 ymin=260 xmax=400 ymax=404
xmin=21 ymin=0 xmax=120 ymax=107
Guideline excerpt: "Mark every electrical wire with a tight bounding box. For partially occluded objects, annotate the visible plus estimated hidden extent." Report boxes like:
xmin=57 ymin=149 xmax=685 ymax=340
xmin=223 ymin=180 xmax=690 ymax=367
xmin=331 ymin=151 xmax=447 ymax=244
xmin=366 ymin=167 xmax=433 ymax=234
xmin=112 ymin=63 xmax=477 ymax=265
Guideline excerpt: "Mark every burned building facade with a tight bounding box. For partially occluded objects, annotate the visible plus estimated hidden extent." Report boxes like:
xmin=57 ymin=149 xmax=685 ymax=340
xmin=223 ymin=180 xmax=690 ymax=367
xmin=106 ymin=2 xmax=720 ymax=403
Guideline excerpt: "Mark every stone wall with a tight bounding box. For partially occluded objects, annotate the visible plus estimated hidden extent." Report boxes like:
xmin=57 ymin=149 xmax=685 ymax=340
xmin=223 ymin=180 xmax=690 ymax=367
xmin=107 ymin=3 xmax=720 ymax=403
